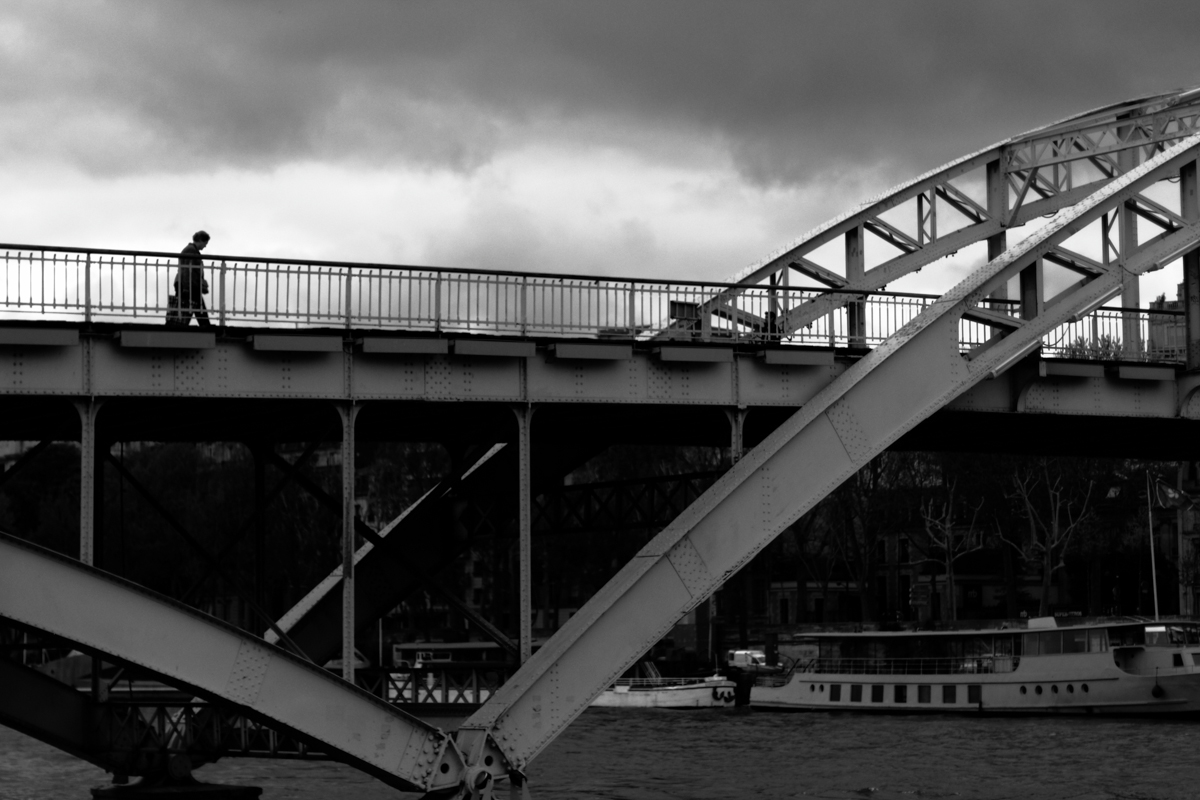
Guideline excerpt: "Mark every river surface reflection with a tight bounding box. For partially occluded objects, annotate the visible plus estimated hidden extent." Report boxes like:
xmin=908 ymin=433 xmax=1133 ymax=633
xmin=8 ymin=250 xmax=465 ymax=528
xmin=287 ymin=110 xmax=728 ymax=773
xmin=4 ymin=708 xmax=1199 ymax=799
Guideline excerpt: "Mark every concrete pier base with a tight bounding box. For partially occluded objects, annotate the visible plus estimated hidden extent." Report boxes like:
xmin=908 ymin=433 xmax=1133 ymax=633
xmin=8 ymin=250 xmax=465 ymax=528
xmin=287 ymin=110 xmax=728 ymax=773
xmin=92 ymin=778 xmax=262 ymax=800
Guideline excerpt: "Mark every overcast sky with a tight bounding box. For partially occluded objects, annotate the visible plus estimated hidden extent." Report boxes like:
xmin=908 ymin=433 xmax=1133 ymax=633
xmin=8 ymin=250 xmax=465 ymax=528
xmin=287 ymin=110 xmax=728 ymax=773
xmin=3 ymin=1 xmax=1200 ymax=300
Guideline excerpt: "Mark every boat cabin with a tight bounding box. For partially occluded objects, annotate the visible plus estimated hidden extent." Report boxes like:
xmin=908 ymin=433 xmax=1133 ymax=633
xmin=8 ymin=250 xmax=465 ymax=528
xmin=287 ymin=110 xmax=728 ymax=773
xmin=786 ymin=621 xmax=1200 ymax=676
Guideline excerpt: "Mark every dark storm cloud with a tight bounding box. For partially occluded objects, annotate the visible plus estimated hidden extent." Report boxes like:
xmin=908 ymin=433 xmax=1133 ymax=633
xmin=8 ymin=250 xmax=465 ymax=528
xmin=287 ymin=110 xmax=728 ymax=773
xmin=6 ymin=0 xmax=1200 ymax=182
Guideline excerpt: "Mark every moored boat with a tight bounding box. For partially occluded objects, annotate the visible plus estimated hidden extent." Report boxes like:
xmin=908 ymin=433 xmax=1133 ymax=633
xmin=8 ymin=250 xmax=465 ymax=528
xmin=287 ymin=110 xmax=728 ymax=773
xmin=592 ymin=674 xmax=737 ymax=709
xmin=751 ymin=618 xmax=1200 ymax=715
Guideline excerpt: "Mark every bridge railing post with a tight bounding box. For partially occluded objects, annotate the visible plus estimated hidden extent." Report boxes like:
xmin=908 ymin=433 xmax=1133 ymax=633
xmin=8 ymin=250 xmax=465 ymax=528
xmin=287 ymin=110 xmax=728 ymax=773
xmin=84 ymin=252 xmax=92 ymax=324
xmin=521 ymin=275 xmax=528 ymax=337
xmin=218 ymin=260 xmax=227 ymax=327
xmin=434 ymin=273 xmax=442 ymax=333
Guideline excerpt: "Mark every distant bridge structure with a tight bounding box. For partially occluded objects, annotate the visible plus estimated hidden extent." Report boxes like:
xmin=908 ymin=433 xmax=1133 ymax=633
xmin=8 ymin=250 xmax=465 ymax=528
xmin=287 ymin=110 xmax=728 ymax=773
xmin=4 ymin=86 xmax=1200 ymax=797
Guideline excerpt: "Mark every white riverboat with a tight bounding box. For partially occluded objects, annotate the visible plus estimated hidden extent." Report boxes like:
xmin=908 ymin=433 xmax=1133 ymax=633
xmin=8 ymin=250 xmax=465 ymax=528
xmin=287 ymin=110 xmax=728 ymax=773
xmin=592 ymin=662 xmax=736 ymax=709
xmin=751 ymin=618 xmax=1200 ymax=715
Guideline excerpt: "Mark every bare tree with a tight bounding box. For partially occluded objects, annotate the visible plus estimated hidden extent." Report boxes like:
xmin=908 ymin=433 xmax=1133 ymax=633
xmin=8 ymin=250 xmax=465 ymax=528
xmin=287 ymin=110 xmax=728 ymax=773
xmin=789 ymin=501 xmax=840 ymax=623
xmin=1001 ymin=459 xmax=1095 ymax=617
xmin=832 ymin=453 xmax=915 ymax=622
xmin=911 ymin=478 xmax=983 ymax=621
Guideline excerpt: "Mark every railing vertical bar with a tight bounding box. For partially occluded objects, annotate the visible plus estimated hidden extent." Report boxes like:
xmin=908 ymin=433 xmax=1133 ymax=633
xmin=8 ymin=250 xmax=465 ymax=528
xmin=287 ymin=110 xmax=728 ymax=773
xmin=84 ymin=252 xmax=92 ymax=324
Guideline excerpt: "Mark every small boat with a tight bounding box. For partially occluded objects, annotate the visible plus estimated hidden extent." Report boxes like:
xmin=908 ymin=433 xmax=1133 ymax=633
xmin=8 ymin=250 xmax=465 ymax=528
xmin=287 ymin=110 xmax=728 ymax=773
xmin=751 ymin=617 xmax=1200 ymax=715
xmin=592 ymin=662 xmax=736 ymax=709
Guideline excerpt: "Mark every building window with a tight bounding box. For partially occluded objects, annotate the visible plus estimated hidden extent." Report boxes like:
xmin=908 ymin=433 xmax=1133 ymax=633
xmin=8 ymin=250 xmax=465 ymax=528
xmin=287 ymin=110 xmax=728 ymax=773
xmin=894 ymin=685 xmax=907 ymax=703
xmin=918 ymin=685 xmax=931 ymax=703
xmin=899 ymin=538 xmax=910 ymax=563
xmin=830 ymin=684 xmax=842 ymax=701
xmin=968 ymin=685 xmax=981 ymax=704
xmin=850 ymin=684 xmax=863 ymax=702
xmin=871 ymin=685 xmax=884 ymax=703
xmin=779 ymin=597 xmax=790 ymax=625
xmin=942 ymin=685 xmax=957 ymax=704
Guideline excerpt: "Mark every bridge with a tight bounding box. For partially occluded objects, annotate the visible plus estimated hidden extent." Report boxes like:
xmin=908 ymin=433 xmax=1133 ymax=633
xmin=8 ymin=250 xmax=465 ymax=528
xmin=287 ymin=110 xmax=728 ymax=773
xmin=4 ymin=85 xmax=1200 ymax=798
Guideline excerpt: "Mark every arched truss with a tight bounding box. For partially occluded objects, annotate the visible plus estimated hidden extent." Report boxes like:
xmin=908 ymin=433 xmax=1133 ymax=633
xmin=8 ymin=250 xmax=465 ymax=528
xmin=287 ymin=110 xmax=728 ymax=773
xmin=0 ymin=533 xmax=505 ymax=798
xmin=4 ymin=89 xmax=1200 ymax=800
xmin=664 ymin=85 xmax=1200 ymax=343
xmin=457 ymin=90 xmax=1200 ymax=789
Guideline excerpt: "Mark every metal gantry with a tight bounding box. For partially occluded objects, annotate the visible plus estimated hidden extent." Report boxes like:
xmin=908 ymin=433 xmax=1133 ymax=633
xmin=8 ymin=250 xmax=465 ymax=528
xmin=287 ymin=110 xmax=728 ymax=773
xmin=2 ymin=87 xmax=1200 ymax=800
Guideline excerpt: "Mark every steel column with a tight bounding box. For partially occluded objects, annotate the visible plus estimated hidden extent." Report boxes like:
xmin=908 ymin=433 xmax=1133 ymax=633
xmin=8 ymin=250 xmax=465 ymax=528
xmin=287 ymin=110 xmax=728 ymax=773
xmin=1119 ymin=135 xmax=1142 ymax=356
xmin=845 ymin=224 xmax=866 ymax=346
xmin=986 ymin=157 xmax=1008 ymax=301
xmin=1183 ymin=157 xmax=1200 ymax=371
xmin=726 ymin=407 xmax=748 ymax=464
xmin=513 ymin=405 xmax=534 ymax=664
xmin=253 ymin=443 xmax=268 ymax=614
xmin=1019 ymin=257 xmax=1044 ymax=320
xmin=337 ymin=403 xmax=362 ymax=682
xmin=73 ymin=400 xmax=102 ymax=566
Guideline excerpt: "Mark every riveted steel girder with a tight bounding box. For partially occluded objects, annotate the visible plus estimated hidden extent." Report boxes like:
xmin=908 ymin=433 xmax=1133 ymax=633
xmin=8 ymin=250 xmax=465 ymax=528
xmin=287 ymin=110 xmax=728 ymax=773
xmin=669 ymin=86 xmax=1200 ymax=350
xmin=0 ymin=532 xmax=507 ymax=795
xmin=457 ymin=135 xmax=1200 ymax=773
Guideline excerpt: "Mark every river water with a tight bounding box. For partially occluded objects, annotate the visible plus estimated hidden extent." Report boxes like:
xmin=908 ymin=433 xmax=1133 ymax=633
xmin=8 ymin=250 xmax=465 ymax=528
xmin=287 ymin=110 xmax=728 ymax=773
xmin=4 ymin=708 xmax=1199 ymax=799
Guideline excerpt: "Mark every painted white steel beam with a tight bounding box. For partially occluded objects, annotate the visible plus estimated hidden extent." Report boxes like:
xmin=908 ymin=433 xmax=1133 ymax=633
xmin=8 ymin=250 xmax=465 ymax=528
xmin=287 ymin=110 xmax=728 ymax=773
xmin=458 ymin=135 xmax=1200 ymax=776
xmin=665 ymin=86 xmax=1200 ymax=348
xmin=0 ymin=532 xmax=509 ymax=796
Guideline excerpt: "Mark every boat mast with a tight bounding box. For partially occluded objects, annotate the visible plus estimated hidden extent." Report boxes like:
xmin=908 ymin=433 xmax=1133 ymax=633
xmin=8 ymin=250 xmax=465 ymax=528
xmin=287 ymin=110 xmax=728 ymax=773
xmin=1147 ymin=470 xmax=1160 ymax=621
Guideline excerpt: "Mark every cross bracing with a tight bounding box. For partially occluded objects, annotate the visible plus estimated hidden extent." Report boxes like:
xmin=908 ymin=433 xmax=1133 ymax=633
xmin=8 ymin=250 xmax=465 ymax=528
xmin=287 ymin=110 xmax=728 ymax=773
xmin=453 ymin=132 xmax=1200 ymax=778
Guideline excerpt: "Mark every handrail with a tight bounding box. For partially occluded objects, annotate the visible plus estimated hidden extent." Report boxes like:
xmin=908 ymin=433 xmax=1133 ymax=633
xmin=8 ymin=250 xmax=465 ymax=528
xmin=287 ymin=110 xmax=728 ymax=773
xmin=796 ymin=656 xmax=1019 ymax=676
xmin=0 ymin=243 xmax=1188 ymax=362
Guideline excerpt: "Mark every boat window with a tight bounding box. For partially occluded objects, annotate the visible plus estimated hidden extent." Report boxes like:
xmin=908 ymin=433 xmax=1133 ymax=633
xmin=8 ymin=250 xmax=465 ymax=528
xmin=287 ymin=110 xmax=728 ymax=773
xmin=1022 ymin=633 xmax=1039 ymax=656
xmin=894 ymin=685 xmax=907 ymax=703
xmin=871 ymin=685 xmax=884 ymax=703
xmin=968 ymin=685 xmax=981 ymax=704
xmin=1173 ymin=653 xmax=1184 ymax=668
xmin=830 ymin=684 xmax=841 ymax=701
xmin=918 ymin=685 xmax=931 ymax=703
xmin=1088 ymin=629 xmax=1107 ymax=653
xmin=1108 ymin=625 xmax=1145 ymax=648
xmin=942 ymin=685 xmax=956 ymax=704
xmin=993 ymin=636 xmax=1015 ymax=658
xmin=1039 ymin=631 xmax=1062 ymax=655
xmin=850 ymin=684 xmax=862 ymax=702
xmin=1145 ymin=626 xmax=1170 ymax=647
xmin=1063 ymin=630 xmax=1086 ymax=654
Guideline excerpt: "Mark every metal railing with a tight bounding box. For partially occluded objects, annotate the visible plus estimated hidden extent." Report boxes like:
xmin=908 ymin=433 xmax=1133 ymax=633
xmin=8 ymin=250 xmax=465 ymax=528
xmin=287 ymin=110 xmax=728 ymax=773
xmin=793 ymin=656 xmax=1019 ymax=676
xmin=357 ymin=666 xmax=513 ymax=705
xmin=0 ymin=243 xmax=1187 ymax=363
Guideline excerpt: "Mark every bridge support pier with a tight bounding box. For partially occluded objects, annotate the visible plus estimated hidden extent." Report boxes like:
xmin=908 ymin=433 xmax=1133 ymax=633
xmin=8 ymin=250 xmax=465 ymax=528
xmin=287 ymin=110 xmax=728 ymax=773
xmin=336 ymin=403 xmax=362 ymax=682
xmin=74 ymin=400 xmax=103 ymax=566
xmin=513 ymin=405 xmax=534 ymax=664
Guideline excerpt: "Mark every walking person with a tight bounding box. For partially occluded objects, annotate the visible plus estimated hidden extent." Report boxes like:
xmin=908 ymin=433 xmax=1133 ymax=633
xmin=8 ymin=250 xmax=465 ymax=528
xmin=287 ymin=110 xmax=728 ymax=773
xmin=175 ymin=230 xmax=212 ymax=328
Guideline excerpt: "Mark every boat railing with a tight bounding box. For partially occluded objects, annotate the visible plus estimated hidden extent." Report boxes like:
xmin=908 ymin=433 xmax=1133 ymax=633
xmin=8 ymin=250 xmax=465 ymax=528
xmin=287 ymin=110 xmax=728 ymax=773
xmin=611 ymin=676 xmax=720 ymax=689
xmin=797 ymin=656 xmax=1019 ymax=676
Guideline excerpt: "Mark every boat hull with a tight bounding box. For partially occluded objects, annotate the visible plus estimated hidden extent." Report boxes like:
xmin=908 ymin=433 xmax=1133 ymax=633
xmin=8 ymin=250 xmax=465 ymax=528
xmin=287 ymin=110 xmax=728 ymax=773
xmin=592 ymin=679 xmax=737 ymax=709
xmin=751 ymin=652 xmax=1200 ymax=715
